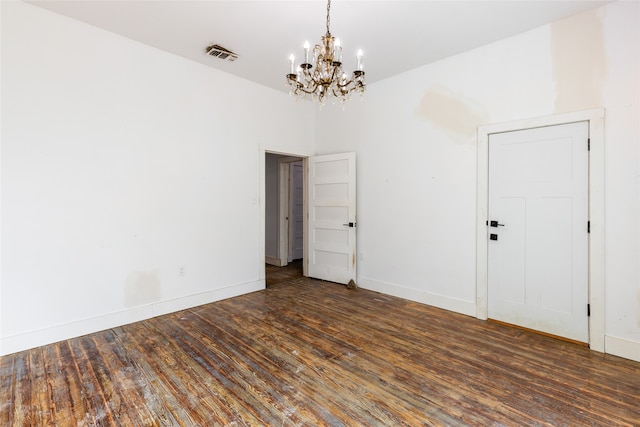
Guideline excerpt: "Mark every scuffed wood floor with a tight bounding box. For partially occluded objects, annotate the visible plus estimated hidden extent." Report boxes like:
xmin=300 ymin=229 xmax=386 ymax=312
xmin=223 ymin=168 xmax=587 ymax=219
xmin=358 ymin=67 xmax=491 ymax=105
xmin=265 ymin=260 xmax=303 ymax=287
xmin=1 ymin=277 xmax=639 ymax=426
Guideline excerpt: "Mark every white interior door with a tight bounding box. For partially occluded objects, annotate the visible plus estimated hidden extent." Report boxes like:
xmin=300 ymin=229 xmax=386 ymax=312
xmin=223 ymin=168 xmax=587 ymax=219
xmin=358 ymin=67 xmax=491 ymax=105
xmin=307 ymin=152 xmax=356 ymax=284
xmin=488 ymin=122 xmax=589 ymax=343
xmin=288 ymin=161 xmax=304 ymax=261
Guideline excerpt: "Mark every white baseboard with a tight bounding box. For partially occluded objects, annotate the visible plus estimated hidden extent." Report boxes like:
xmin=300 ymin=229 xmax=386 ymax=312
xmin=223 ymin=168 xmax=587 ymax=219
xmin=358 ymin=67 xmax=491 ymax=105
xmin=357 ymin=277 xmax=477 ymax=317
xmin=265 ymin=256 xmax=284 ymax=266
xmin=0 ymin=279 xmax=264 ymax=356
xmin=605 ymin=335 xmax=640 ymax=362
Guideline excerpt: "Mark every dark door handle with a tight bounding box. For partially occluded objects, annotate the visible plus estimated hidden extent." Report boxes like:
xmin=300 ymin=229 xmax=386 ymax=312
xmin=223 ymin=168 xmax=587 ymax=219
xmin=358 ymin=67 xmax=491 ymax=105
xmin=490 ymin=220 xmax=505 ymax=227
xmin=343 ymin=222 xmax=356 ymax=228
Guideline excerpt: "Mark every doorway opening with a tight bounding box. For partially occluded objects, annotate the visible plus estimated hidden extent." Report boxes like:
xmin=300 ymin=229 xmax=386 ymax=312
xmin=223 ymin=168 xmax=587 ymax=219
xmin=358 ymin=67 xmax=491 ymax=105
xmin=265 ymin=152 xmax=306 ymax=285
xmin=262 ymin=151 xmax=357 ymax=287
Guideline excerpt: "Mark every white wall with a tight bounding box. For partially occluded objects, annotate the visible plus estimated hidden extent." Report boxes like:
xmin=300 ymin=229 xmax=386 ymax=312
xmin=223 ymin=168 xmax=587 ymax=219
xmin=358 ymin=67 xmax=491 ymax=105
xmin=0 ymin=2 xmax=315 ymax=355
xmin=317 ymin=1 xmax=640 ymax=361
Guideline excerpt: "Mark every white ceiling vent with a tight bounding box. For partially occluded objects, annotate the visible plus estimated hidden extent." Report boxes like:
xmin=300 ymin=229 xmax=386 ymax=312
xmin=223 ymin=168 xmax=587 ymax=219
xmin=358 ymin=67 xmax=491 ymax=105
xmin=205 ymin=44 xmax=238 ymax=62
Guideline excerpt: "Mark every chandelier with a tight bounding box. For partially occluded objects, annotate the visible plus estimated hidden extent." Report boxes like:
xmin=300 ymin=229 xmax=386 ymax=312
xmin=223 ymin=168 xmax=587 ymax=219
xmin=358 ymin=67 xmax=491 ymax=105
xmin=286 ymin=0 xmax=366 ymax=105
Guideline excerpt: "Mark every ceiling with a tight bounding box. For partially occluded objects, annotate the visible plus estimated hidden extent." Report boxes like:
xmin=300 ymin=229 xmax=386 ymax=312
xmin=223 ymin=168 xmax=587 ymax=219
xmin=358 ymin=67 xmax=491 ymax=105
xmin=28 ymin=1 xmax=610 ymax=93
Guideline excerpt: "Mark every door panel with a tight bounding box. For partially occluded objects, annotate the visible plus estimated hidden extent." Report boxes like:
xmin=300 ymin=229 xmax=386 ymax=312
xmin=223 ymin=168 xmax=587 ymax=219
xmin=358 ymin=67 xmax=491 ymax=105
xmin=497 ymin=197 xmax=526 ymax=304
xmin=288 ymin=161 xmax=304 ymax=261
xmin=308 ymin=153 xmax=356 ymax=284
xmin=488 ymin=122 xmax=588 ymax=343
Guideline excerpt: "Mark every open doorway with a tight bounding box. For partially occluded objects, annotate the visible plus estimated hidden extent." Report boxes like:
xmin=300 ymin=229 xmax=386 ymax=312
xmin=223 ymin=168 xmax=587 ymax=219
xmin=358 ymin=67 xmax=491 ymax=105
xmin=263 ymin=151 xmax=358 ymax=287
xmin=265 ymin=153 xmax=305 ymax=286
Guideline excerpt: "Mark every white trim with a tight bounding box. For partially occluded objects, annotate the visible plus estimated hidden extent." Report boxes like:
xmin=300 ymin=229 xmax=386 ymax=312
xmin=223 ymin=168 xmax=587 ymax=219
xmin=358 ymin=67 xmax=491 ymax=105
xmin=259 ymin=148 xmax=267 ymax=283
xmin=265 ymin=256 xmax=284 ymax=267
xmin=303 ymin=158 xmax=309 ymax=277
xmin=476 ymin=108 xmax=605 ymax=353
xmin=358 ymin=277 xmax=477 ymax=317
xmin=277 ymin=156 xmax=307 ymax=267
xmin=605 ymin=335 xmax=640 ymax=363
xmin=279 ymin=161 xmax=290 ymax=266
xmin=0 ymin=279 xmax=264 ymax=356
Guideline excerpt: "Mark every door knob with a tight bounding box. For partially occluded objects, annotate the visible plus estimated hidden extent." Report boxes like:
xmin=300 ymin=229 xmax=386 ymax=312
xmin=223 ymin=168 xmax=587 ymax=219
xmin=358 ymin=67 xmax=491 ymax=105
xmin=490 ymin=220 xmax=505 ymax=227
xmin=343 ymin=222 xmax=356 ymax=228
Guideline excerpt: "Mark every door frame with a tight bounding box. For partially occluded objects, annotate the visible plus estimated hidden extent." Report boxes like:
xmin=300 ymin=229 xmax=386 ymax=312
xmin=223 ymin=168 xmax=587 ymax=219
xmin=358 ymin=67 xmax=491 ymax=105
xmin=475 ymin=108 xmax=605 ymax=352
xmin=260 ymin=150 xmax=309 ymax=285
xmin=277 ymin=156 xmax=305 ymax=266
xmin=288 ymin=160 xmax=305 ymax=262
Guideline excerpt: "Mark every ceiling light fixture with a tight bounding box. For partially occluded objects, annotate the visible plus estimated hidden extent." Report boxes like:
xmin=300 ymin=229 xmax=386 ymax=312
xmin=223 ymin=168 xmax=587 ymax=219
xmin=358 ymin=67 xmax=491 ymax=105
xmin=286 ymin=0 xmax=365 ymax=105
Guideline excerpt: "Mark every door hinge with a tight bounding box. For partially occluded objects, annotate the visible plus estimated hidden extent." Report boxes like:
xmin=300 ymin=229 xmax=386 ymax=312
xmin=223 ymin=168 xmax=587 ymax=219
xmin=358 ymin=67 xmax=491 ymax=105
xmin=588 ymin=138 xmax=591 ymax=151
xmin=587 ymin=303 xmax=591 ymax=317
xmin=587 ymin=221 xmax=591 ymax=233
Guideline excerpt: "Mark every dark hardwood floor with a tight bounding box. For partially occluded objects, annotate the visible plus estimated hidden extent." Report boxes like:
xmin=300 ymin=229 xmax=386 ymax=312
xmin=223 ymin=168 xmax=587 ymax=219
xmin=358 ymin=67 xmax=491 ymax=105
xmin=265 ymin=259 xmax=303 ymax=287
xmin=1 ymin=273 xmax=639 ymax=426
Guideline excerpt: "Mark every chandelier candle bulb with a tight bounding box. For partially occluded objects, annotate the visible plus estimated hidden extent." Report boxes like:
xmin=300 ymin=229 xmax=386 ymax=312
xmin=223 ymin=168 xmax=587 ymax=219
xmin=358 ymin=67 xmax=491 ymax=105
xmin=304 ymin=41 xmax=310 ymax=64
xmin=357 ymin=49 xmax=363 ymax=71
xmin=289 ymin=54 xmax=295 ymax=74
xmin=335 ymin=38 xmax=342 ymax=62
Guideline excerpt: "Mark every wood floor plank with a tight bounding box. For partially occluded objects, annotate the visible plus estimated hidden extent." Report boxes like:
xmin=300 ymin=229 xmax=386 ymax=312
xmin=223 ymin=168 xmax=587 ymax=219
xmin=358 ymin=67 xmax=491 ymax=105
xmin=347 ymin=285 xmax=634 ymax=425
xmin=0 ymin=354 xmax=15 ymax=426
xmin=188 ymin=306 xmax=411 ymax=425
xmin=248 ymin=279 xmax=640 ymax=425
xmin=2 ymin=273 xmax=639 ymax=426
xmin=66 ymin=336 xmax=119 ymax=426
xmin=294 ymin=291 xmax=571 ymax=421
xmin=143 ymin=316 xmax=268 ymax=426
xmin=155 ymin=312 xmax=318 ymax=425
xmin=28 ymin=348 xmax=55 ymax=426
xmin=209 ymin=296 xmax=462 ymax=425
xmin=113 ymin=321 xmax=205 ymax=426
xmin=76 ymin=334 xmax=141 ymax=426
xmin=11 ymin=349 xmax=31 ymax=425
xmin=219 ymin=288 xmax=528 ymax=424
xmin=89 ymin=330 xmax=148 ymax=425
xmin=41 ymin=341 xmax=82 ymax=425
xmin=218 ymin=286 xmax=494 ymax=422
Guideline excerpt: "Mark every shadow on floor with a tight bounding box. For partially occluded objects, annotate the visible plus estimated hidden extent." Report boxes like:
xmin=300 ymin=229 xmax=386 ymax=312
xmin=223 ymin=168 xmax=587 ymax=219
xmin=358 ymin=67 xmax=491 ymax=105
xmin=265 ymin=259 xmax=303 ymax=286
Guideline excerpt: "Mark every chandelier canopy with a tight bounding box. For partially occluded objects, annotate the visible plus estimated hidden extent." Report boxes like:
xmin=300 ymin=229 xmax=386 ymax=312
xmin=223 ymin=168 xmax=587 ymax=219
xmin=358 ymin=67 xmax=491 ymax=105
xmin=286 ymin=0 xmax=365 ymax=105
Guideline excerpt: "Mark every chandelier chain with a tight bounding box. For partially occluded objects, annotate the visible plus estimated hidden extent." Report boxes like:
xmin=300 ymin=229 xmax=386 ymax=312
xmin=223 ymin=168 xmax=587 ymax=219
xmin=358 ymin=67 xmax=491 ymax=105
xmin=326 ymin=0 xmax=331 ymax=35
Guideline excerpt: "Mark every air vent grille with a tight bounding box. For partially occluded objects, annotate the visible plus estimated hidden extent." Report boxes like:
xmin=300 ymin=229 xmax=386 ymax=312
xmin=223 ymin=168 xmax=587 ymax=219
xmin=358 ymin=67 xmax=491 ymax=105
xmin=205 ymin=44 xmax=238 ymax=62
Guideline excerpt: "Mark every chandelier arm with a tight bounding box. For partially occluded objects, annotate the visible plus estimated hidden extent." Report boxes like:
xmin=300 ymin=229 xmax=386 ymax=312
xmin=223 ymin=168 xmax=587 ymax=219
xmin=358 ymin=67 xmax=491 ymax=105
xmin=306 ymin=74 xmax=321 ymax=90
xmin=294 ymin=80 xmax=321 ymax=95
xmin=289 ymin=74 xmax=315 ymax=93
xmin=329 ymin=64 xmax=341 ymax=87
xmin=336 ymin=78 xmax=354 ymax=89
